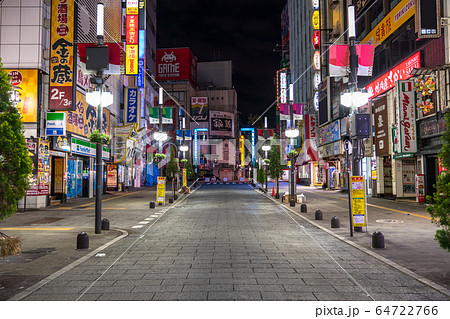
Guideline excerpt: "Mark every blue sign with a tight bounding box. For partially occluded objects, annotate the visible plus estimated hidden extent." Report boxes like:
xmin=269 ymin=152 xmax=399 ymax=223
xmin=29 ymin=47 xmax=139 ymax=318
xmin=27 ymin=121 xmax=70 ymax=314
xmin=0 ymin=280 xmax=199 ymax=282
xmin=139 ymin=30 xmax=145 ymax=59
xmin=137 ymin=59 xmax=145 ymax=87
xmin=125 ymin=87 xmax=139 ymax=125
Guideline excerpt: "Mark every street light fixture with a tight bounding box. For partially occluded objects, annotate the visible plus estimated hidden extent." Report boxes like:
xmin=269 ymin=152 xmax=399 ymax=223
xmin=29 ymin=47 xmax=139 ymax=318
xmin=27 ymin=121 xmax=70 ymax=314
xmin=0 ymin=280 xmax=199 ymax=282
xmin=262 ymin=145 xmax=271 ymax=192
xmin=340 ymin=89 xmax=370 ymax=109
xmin=285 ymin=128 xmax=300 ymax=138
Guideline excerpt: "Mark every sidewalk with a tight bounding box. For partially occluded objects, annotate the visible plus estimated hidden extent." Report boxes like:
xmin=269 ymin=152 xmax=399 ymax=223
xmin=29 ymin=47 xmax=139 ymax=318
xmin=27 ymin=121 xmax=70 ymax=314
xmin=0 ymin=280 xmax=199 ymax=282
xmin=259 ymin=181 xmax=450 ymax=294
xmin=0 ymin=183 xmax=191 ymax=300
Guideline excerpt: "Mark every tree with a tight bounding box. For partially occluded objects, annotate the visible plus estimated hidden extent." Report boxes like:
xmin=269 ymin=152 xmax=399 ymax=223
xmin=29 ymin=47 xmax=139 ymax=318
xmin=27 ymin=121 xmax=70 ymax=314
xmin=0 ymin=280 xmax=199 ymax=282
xmin=268 ymin=145 xmax=283 ymax=198
xmin=427 ymin=112 xmax=450 ymax=252
xmin=166 ymin=146 xmax=180 ymax=200
xmin=0 ymin=61 xmax=33 ymax=220
xmin=257 ymin=167 xmax=265 ymax=185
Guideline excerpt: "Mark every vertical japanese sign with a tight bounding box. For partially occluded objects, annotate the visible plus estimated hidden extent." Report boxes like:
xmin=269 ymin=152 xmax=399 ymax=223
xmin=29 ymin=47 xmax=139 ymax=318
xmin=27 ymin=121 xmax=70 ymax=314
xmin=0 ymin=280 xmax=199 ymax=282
xmin=50 ymin=0 xmax=75 ymax=110
xmin=157 ymin=176 xmax=166 ymax=204
xmin=38 ymin=139 xmax=51 ymax=196
xmin=415 ymin=174 xmax=425 ymax=203
xmin=6 ymin=69 xmax=39 ymax=122
xmin=125 ymin=87 xmax=140 ymax=126
xmin=126 ymin=0 xmax=139 ymax=75
xmin=397 ymin=80 xmax=417 ymax=154
xmin=350 ymin=176 xmax=367 ymax=227
xmin=183 ymin=169 xmax=187 ymax=187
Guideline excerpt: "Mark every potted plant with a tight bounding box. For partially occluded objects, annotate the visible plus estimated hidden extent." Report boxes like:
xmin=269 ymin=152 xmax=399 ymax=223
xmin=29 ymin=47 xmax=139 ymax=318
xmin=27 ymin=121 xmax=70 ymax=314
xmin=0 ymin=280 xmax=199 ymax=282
xmin=287 ymin=150 xmax=298 ymax=158
xmin=88 ymin=129 xmax=111 ymax=144
xmin=154 ymin=153 xmax=166 ymax=163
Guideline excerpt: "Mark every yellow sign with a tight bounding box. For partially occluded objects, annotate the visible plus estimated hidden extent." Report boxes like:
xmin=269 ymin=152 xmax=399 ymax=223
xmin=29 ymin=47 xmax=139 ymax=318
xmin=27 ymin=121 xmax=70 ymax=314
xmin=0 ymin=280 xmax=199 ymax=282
xmin=5 ymin=69 xmax=38 ymax=122
xmin=312 ymin=10 xmax=320 ymax=30
xmin=65 ymin=91 xmax=110 ymax=137
xmin=350 ymin=176 xmax=367 ymax=227
xmin=126 ymin=7 xmax=138 ymax=15
xmin=157 ymin=176 xmax=166 ymax=204
xmin=183 ymin=169 xmax=187 ymax=187
xmin=126 ymin=44 xmax=139 ymax=75
xmin=361 ymin=0 xmax=415 ymax=48
xmin=240 ymin=135 xmax=245 ymax=166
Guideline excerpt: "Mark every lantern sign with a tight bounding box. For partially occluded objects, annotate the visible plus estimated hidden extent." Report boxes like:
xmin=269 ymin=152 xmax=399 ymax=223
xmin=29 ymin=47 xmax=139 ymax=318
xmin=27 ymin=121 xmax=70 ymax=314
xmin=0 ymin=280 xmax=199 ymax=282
xmin=313 ymin=51 xmax=321 ymax=70
xmin=312 ymin=10 xmax=320 ymax=30
xmin=313 ymin=30 xmax=320 ymax=50
xmin=314 ymin=92 xmax=319 ymax=110
xmin=312 ymin=0 xmax=319 ymax=10
xmin=280 ymin=71 xmax=287 ymax=104
xmin=314 ymin=72 xmax=321 ymax=90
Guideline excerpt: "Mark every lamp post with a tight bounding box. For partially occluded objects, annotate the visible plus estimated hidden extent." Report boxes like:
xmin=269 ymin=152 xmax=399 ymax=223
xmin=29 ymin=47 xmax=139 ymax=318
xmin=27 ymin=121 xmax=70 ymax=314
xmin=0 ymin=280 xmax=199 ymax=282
xmin=286 ymin=84 xmax=299 ymax=207
xmin=262 ymin=145 xmax=271 ymax=193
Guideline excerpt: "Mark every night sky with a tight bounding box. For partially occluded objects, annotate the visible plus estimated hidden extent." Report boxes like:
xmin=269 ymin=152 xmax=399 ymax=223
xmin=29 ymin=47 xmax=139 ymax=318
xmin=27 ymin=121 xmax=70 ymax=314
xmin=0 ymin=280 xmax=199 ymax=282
xmin=156 ymin=0 xmax=286 ymax=128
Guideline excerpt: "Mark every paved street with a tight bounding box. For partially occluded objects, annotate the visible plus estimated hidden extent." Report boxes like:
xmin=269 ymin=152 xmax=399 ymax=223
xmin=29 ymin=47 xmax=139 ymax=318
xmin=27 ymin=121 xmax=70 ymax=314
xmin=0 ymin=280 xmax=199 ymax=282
xmin=3 ymin=183 xmax=449 ymax=301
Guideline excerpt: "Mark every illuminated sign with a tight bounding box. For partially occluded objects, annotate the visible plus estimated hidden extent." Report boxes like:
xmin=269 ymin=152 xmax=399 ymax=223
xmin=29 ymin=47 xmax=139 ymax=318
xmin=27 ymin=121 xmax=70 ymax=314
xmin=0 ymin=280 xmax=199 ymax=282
xmin=6 ymin=69 xmax=38 ymax=122
xmin=313 ymin=51 xmax=321 ymax=70
xmin=280 ymin=71 xmax=287 ymax=103
xmin=49 ymin=0 xmax=75 ymax=111
xmin=312 ymin=0 xmax=319 ymax=10
xmin=312 ymin=10 xmax=320 ymax=29
xmin=126 ymin=15 xmax=138 ymax=44
xmin=313 ymin=30 xmax=320 ymax=49
xmin=313 ymin=72 xmax=321 ymax=90
xmin=139 ymin=30 xmax=145 ymax=59
xmin=365 ymin=51 xmax=420 ymax=99
xmin=126 ymin=44 xmax=138 ymax=75
xmin=397 ymin=80 xmax=417 ymax=154
xmin=126 ymin=0 xmax=138 ymax=14
xmin=362 ymin=0 xmax=415 ymax=48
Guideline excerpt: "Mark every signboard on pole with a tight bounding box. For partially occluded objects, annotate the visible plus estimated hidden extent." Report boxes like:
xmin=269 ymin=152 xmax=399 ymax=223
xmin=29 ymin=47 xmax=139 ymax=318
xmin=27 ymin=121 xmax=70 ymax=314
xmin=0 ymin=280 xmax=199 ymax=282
xmin=350 ymin=176 xmax=367 ymax=227
xmin=157 ymin=176 xmax=166 ymax=204
xmin=415 ymin=174 xmax=425 ymax=203
xmin=183 ymin=169 xmax=187 ymax=187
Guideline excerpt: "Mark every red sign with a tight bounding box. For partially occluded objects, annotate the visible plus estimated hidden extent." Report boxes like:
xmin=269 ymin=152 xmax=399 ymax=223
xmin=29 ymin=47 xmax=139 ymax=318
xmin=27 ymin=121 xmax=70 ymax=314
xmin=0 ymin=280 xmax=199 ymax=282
xmin=365 ymin=51 xmax=420 ymax=99
xmin=305 ymin=114 xmax=319 ymax=162
xmin=126 ymin=15 xmax=138 ymax=44
xmin=156 ymin=48 xmax=197 ymax=86
xmin=313 ymin=30 xmax=320 ymax=50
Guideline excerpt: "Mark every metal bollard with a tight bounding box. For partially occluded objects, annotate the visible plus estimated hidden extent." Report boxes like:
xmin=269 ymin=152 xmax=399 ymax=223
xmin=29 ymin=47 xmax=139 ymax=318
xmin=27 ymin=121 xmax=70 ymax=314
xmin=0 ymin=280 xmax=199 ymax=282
xmin=290 ymin=199 xmax=295 ymax=207
xmin=77 ymin=232 xmax=89 ymax=249
xmin=169 ymin=198 xmax=173 ymax=204
xmin=331 ymin=216 xmax=340 ymax=228
xmin=315 ymin=210 xmax=323 ymax=220
xmin=101 ymin=218 xmax=110 ymax=230
xmin=174 ymin=194 xmax=178 ymax=200
xmin=372 ymin=231 xmax=385 ymax=249
xmin=300 ymin=203 xmax=307 ymax=213
xmin=149 ymin=201 xmax=155 ymax=209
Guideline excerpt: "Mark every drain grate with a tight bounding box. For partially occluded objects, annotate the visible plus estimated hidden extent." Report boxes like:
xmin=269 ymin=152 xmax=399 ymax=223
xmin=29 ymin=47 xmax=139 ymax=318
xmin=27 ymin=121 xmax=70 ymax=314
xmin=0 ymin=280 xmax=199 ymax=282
xmin=376 ymin=219 xmax=404 ymax=223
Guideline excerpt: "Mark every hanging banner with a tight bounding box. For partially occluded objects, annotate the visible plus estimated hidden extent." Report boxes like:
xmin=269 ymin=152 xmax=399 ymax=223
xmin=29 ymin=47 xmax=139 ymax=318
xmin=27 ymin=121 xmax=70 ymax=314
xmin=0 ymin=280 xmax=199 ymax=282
xmin=6 ymin=69 xmax=39 ymax=122
xmin=350 ymin=176 xmax=367 ymax=227
xmin=356 ymin=44 xmax=375 ymax=76
xmin=157 ymin=176 xmax=166 ymax=204
xmin=305 ymin=114 xmax=319 ymax=162
xmin=397 ymin=80 xmax=417 ymax=154
xmin=329 ymin=45 xmax=350 ymax=77
xmin=49 ymin=0 xmax=75 ymax=110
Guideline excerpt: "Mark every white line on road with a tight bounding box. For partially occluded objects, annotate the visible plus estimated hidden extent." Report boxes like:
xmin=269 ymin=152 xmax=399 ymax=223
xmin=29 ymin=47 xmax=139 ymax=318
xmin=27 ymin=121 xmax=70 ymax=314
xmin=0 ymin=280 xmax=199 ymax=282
xmin=131 ymin=225 xmax=144 ymax=229
xmin=138 ymin=221 xmax=149 ymax=224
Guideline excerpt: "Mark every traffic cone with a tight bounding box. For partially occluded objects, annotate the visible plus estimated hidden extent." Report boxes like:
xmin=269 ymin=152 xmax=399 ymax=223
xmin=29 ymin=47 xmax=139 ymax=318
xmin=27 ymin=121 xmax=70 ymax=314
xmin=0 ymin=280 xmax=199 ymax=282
xmin=272 ymin=186 xmax=275 ymax=197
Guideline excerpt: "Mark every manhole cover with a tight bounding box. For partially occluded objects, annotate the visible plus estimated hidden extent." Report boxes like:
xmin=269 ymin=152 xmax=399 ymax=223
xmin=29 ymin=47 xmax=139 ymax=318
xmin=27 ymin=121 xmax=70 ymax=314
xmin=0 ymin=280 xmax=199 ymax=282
xmin=376 ymin=219 xmax=404 ymax=223
xmin=26 ymin=217 xmax=63 ymax=225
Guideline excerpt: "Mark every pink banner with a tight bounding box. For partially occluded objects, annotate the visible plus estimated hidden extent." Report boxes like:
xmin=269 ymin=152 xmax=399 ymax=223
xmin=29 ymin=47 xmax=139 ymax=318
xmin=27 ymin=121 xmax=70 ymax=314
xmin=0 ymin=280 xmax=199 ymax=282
xmin=329 ymin=45 xmax=350 ymax=77
xmin=305 ymin=114 xmax=319 ymax=162
xmin=356 ymin=44 xmax=375 ymax=76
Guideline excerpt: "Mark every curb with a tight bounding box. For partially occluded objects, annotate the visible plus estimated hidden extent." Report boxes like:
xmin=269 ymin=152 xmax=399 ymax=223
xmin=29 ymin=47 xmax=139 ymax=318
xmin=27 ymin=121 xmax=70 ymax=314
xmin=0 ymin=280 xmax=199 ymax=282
xmin=254 ymin=188 xmax=450 ymax=298
xmin=8 ymin=228 xmax=129 ymax=301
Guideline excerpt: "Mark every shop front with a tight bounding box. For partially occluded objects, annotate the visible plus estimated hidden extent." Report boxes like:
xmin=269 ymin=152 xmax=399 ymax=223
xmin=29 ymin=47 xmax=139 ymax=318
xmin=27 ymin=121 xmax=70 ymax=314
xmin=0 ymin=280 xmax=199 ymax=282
xmin=318 ymin=140 xmax=343 ymax=189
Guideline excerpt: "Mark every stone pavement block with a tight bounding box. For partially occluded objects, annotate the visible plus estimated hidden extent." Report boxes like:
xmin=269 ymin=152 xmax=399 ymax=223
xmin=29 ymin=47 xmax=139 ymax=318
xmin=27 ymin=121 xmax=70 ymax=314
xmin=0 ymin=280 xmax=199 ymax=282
xmin=234 ymin=284 xmax=284 ymax=292
xmin=207 ymin=291 xmax=262 ymax=301
xmin=303 ymin=278 xmax=355 ymax=286
xmin=233 ymin=272 xmax=278 ymax=278
xmin=261 ymin=291 xmax=318 ymax=301
xmin=66 ymin=280 xmax=116 ymax=287
xmin=162 ymin=278 xmax=209 ymax=285
xmin=132 ymin=285 xmax=183 ymax=293
xmin=97 ymin=293 xmax=155 ymax=301
xmin=283 ymin=285 xmax=336 ymax=293
xmin=182 ymin=284 xmax=233 ymax=292
xmin=87 ymin=285 xmax=134 ymax=294
xmin=313 ymin=292 xmax=373 ymax=301
xmin=115 ymin=279 xmax=162 ymax=286
xmin=257 ymin=278 xmax=306 ymax=285
xmin=152 ymin=292 xmax=208 ymax=301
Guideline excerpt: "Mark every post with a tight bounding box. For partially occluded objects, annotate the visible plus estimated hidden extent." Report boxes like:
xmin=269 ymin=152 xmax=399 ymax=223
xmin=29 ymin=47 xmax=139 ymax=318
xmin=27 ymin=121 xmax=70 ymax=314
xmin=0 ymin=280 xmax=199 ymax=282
xmin=345 ymin=140 xmax=354 ymax=237
xmin=94 ymin=3 xmax=104 ymax=235
xmin=159 ymin=87 xmax=163 ymax=153
xmin=289 ymin=103 xmax=295 ymax=206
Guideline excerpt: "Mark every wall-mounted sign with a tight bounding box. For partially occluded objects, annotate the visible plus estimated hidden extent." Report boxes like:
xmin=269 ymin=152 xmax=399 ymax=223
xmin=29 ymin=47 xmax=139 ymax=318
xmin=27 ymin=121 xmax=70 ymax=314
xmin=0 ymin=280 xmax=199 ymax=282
xmin=280 ymin=71 xmax=287 ymax=103
xmin=124 ymin=87 xmax=140 ymax=125
xmin=365 ymin=51 xmax=420 ymax=99
xmin=362 ymin=0 xmax=415 ymax=49
xmin=314 ymin=92 xmax=319 ymax=110
xmin=396 ymin=80 xmax=417 ymax=154
xmin=312 ymin=10 xmax=320 ymax=29
xmin=210 ymin=111 xmax=234 ymax=138
xmin=313 ymin=51 xmax=321 ymax=70
xmin=126 ymin=15 xmax=138 ymax=44
xmin=46 ymin=112 xmax=66 ymax=136
xmin=156 ymin=48 xmax=198 ymax=86
xmin=6 ymin=69 xmax=38 ymax=122
xmin=313 ymin=30 xmax=320 ymax=49
xmin=416 ymin=0 xmax=441 ymax=39
xmin=71 ymin=137 xmax=110 ymax=159
xmin=191 ymin=97 xmax=209 ymax=122
xmin=313 ymin=71 xmax=321 ymax=90
xmin=126 ymin=44 xmax=138 ymax=75
xmin=318 ymin=120 xmax=340 ymax=146
xmin=49 ymin=0 xmax=75 ymax=111
xmin=312 ymin=0 xmax=319 ymax=10
xmin=373 ymin=96 xmax=389 ymax=156
xmin=126 ymin=0 xmax=138 ymax=14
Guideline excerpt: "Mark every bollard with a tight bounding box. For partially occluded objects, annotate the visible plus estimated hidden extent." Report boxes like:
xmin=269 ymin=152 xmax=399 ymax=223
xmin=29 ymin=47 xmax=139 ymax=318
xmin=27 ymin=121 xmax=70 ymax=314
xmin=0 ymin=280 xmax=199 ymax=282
xmin=169 ymin=198 xmax=174 ymax=204
xmin=315 ymin=210 xmax=323 ymax=220
xmin=300 ymin=204 xmax=307 ymax=213
xmin=372 ymin=231 xmax=385 ymax=249
xmin=331 ymin=216 xmax=340 ymax=228
xmin=290 ymin=199 xmax=295 ymax=207
xmin=101 ymin=218 xmax=110 ymax=230
xmin=275 ymin=193 xmax=280 ymax=199
xmin=174 ymin=194 xmax=178 ymax=200
xmin=77 ymin=232 xmax=89 ymax=249
xmin=149 ymin=201 xmax=155 ymax=209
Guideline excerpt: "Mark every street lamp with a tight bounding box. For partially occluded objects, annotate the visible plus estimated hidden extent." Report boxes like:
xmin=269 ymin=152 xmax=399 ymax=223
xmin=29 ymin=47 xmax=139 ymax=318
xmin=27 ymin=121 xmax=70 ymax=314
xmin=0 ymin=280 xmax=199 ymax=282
xmin=286 ymin=84 xmax=298 ymax=207
xmin=180 ymin=145 xmax=189 ymax=159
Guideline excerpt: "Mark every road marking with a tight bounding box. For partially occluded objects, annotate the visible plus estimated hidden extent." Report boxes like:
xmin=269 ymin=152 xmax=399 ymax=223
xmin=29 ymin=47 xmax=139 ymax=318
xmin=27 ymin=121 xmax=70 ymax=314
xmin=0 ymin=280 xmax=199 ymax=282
xmin=0 ymin=227 xmax=74 ymax=231
xmin=131 ymin=225 xmax=144 ymax=229
xmin=144 ymin=218 xmax=154 ymax=221
xmin=154 ymin=212 xmax=163 ymax=215
xmin=150 ymin=214 xmax=159 ymax=217
xmin=138 ymin=221 xmax=149 ymax=224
